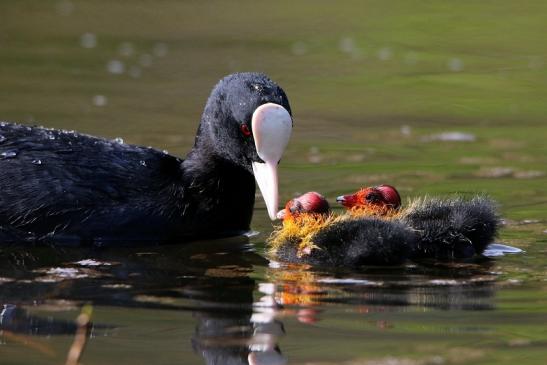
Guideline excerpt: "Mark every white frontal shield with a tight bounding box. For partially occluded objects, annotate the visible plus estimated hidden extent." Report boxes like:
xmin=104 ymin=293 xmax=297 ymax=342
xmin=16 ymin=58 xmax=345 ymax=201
xmin=251 ymin=103 xmax=292 ymax=220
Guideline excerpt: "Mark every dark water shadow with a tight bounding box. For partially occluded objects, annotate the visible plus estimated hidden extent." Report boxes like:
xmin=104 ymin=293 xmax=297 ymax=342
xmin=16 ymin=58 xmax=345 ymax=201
xmin=0 ymin=237 xmax=287 ymax=364
xmin=0 ymin=238 xmax=500 ymax=364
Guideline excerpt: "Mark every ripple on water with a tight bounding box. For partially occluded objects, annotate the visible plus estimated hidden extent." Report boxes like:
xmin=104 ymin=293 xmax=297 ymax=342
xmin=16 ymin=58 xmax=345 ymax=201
xmin=1 ymin=150 xmax=17 ymax=159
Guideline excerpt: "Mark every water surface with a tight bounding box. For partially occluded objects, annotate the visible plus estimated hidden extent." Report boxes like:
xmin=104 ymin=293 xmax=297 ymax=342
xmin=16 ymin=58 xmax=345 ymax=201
xmin=0 ymin=1 xmax=546 ymax=364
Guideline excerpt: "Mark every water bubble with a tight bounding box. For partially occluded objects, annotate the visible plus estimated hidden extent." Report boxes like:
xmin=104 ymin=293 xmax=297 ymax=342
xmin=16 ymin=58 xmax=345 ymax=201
xmin=139 ymin=160 xmax=147 ymax=167
xmin=377 ymin=47 xmax=392 ymax=61
xmin=56 ymin=0 xmax=74 ymax=16
xmin=107 ymin=60 xmax=125 ymax=75
xmin=400 ymin=125 xmax=412 ymax=136
xmin=528 ymin=56 xmax=543 ymax=70
xmin=113 ymin=137 xmax=124 ymax=144
xmin=129 ymin=66 xmax=142 ymax=79
xmin=339 ymin=37 xmax=356 ymax=54
xmin=139 ymin=54 xmax=153 ymax=67
xmin=80 ymin=32 xmax=97 ymax=49
xmin=32 ymin=159 xmax=42 ymax=165
xmin=1 ymin=151 xmax=17 ymax=159
xmin=153 ymin=43 xmax=168 ymax=57
xmin=118 ymin=42 xmax=134 ymax=57
xmin=291 ymin=41 xmax=307 ymax=56
xmin=403 ymin=52 xmax=419 ymax=65
xmin=0 ymin=135 xmax=6 ymax=143
xmin=92 ymin=95 xmax=108 ymax=107
xmin=448 ymin=58 xmax=464 ymax=72
xmin=422 ymin=131 xmax=476 ymax=142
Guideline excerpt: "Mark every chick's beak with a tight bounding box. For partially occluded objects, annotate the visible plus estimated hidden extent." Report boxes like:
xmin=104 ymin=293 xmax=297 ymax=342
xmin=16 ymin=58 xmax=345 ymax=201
xmin=251 ymin=103 xmax=292 ymax=220
xmin=336 ymin=194 xmax=357 ymax=208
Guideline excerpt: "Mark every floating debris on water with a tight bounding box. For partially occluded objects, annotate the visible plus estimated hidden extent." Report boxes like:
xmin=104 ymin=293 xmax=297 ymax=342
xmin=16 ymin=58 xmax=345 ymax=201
xmin=0 ymin=135 xmax=6 ymax=143
xmin=102 ymin=283 xmax=132 ymax=289
xmin=528 ymin=56 xmax=543 ymax=70
xmin=475 ymin=167 xmax=514 ymax=178
xmin=404 ymin=52 xmax=419 ymax=65
xmin=514 ymin=170 xmax=545 ymax=179
xmin=518 ymin=219 xmax=540 ymax=225
xmin=34 ymin=267 xmax=107 ymax=282
xmin=291 ymin=41 xmax=307 ymax=56
xmin=317 ymin=278 xmax=382 ymax=285
xmin=129 ymin=66 xmax=142 ymax=78
xmin=32 ymin=159 xmax=42 ymax=165
xmin=377 ymin=47 xmax=392 ymax=61
xmin=139 ymin=54 xmax=153 ymax=67
xmin=107 ymin=60 xmax=125 ymax=74
xmin=1 ymin=150 xmax=17 ymax=159
xmin=92 ymin=95 xmax=108 ymax=107
xmin=153 ymin=42 xmax=168 ymax=57
xmin=448 ymin=57 xmax=464 ymax=72
xmin=113 ymin=137 xmax=124 ymax=144
xmin=339 ymin=37 xmax=360 ymax=57
xmin=428 ymin=279 xmax=460 ymax=286
xmin=56 ymin=0 xmax=74 ymax=16
xmin=400 ymin=125 xmax=411 ymax=136
xmin=80 ymin=32 xmax=97 ymax=49
xmin=421 ymin=131 xmax=476 ymax=142
xmin=74 ymin=259 xmax=115 ymax=266
xmin=308 ymin=146 xmax=322 ymax=163
xmin=118 ymin=42 xmax=135 ymax=57
xmin=243 ymin=230 xmax=260 ymax=237
xmin=139 ymin=160 xmax=147 ymax=166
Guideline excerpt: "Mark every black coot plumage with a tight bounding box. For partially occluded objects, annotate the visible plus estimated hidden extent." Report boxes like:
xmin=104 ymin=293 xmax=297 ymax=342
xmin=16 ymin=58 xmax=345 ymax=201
xmin=0 ymin=72 xmax=293 ymax=245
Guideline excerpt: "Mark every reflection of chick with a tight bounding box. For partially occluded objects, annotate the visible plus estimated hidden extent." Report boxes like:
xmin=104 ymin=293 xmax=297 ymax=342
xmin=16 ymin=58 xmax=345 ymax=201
xmin=269 ymin=191 xmax=414 ymax=266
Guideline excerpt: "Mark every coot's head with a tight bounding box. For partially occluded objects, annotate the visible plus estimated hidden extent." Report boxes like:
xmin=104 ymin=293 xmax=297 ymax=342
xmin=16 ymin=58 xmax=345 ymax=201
xmin=198 ymin=72 xmax=293 ymax=220
xmin=336 ymin=185 xmax=401 ymax=211
xmin=276 ymin=192 xmax=330 ymax=220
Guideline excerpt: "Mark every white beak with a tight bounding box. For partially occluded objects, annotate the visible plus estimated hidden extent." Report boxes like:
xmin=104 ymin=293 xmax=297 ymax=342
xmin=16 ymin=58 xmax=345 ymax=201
xmin=251 ymin=103 xmax=292 ymax=220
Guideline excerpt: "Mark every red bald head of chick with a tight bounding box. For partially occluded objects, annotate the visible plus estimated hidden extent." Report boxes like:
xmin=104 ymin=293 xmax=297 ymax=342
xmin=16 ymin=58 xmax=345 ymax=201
xmin=336 ymin=185 xmax=401 ymax=216
xmin=277 ymin=192 xmax=331 ymax=221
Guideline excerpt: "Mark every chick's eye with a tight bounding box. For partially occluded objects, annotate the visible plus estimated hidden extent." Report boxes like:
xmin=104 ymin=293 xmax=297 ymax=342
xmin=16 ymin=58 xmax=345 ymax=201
xmin=365 ymin=193 xmax=380 ymax=202
xmin=240 ymin=124 xmax=252 ymax=137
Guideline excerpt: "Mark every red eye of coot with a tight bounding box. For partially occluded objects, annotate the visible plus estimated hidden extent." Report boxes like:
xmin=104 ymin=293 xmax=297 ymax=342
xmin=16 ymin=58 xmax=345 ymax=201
xmin=240 ymin=124 xmax=252 ymax=137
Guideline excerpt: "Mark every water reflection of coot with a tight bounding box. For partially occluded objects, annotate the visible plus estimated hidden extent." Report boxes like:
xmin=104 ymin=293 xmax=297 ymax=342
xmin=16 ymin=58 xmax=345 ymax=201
xmin=0 ymin=237 xmax=286 ymax=364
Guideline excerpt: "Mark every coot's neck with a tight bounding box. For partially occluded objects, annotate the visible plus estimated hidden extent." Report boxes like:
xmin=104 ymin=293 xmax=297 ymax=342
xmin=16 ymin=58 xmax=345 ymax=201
xmin=181 ymin=141 xmax=256 ymax=234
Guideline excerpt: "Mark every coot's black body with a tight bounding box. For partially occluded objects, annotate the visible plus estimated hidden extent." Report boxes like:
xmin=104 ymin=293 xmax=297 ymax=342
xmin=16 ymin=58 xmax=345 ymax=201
xmin=0 ymin=73 xmax=291 ymax=245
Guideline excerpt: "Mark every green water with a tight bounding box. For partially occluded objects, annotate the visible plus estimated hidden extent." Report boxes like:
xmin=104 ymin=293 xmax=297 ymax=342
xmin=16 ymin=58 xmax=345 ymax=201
xmin=0 ymin=1 xmax=546 ymax=364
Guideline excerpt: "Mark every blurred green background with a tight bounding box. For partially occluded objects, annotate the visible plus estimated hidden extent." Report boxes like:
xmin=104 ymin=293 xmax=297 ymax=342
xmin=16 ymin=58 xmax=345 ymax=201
xmin=1 ymin=0 xmax=546 ymax=220
xmin=0 ymin=1 xmax=546 ymax=364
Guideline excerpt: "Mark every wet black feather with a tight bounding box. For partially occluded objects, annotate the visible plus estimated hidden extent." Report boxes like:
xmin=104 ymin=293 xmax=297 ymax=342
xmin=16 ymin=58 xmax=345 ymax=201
xmin=0 ymin=72 xmax=291 ymax=245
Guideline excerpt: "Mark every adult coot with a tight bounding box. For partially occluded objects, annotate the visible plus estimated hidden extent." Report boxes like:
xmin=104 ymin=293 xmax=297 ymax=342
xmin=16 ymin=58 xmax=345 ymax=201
xmin=0 ymin=72 xmax=293 ymax=245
